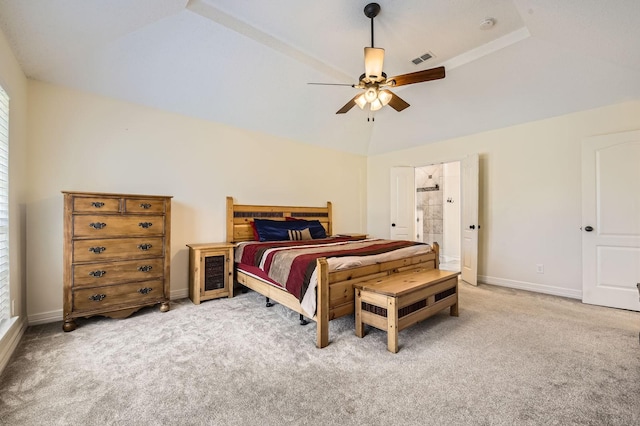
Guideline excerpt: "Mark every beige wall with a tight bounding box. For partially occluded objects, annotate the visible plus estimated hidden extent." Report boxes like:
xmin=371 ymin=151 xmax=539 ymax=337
xmin=368 ymin=100 xmax=640 ymax=298
xmin=0 ymin=26 xmax=28 ymax=368
xmin=26 ymin=81 xmax=367 ymax=322
xmin=9 ymin=39 xmax=640 ymax=325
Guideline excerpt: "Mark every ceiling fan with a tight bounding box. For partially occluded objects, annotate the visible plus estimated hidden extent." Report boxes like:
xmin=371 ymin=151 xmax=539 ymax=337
xmin=312 ymin=3 xmax=445 ymax=116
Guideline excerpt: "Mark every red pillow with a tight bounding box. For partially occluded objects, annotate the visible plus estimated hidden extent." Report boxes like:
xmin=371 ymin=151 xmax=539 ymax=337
xmin=250 ymin=221 xmax=259 ymax=241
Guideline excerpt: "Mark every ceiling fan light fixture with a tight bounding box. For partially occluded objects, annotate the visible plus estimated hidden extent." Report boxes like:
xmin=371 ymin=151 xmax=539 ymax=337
xmin=354 ymin=93 xmax=367 ymax=109
xmin=370 ymin=98 xmax=383 ymax=111
xmin=364 ymin=47 xmax=385 ymax=80
xmin=378 ymin=90 xmax=392 ymax=106
xmin=364 ymin=87 xmax=378 ymax=103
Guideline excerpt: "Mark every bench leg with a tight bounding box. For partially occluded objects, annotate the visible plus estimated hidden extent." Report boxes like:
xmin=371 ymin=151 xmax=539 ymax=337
xmin=450 ymin=284 xmax=459 ymax=317
xmin=355 ymin=289 xmax=364 ymax=338
xmin=387 ymin=296 xmax=399 ymax=353
xmin=450 ymin=303 xmax=459 ymax=317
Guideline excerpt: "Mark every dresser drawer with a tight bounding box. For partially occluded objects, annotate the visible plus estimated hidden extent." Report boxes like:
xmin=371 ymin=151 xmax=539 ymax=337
xmin=73 ymin=258 xmax=164 ymax=288
xmin=73 ymin=196 xmax=120 ymax=213
xmin=73 ymin=280 xmax=164 ymax=312
xmin=73 ymin=237 xmax=164 ymax=262
xmin=125 ymin=198 xmax=166 ymax=214
xmin=73 ymin=215 xmax=165 ymax=237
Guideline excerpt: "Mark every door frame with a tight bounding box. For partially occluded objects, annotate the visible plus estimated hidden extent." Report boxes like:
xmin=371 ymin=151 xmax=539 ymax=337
xmin=395 ymin=154 xmax=479 ymax=283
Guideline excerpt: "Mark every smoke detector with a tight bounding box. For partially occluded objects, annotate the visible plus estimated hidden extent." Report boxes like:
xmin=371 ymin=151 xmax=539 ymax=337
xmin=479 ymin=18 xmax=495 ymax=30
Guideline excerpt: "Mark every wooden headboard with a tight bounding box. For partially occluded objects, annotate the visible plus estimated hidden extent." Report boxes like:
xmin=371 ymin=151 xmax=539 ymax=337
xmin=226 ymin=197 xmax=333 ymax=243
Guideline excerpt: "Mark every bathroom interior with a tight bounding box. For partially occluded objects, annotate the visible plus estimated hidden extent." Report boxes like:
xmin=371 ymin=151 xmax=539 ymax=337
xmin=415 ymin=161 xmax=461 ymax=272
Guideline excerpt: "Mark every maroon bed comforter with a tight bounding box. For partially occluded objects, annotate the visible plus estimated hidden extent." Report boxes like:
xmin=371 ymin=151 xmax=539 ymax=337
xmin=235 ymin=237 xmax=425 ymax=302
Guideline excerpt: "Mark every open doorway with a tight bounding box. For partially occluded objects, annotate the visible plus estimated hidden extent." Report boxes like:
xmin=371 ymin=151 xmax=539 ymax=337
xmin=415 ymin=161 xmax=461 ymax=272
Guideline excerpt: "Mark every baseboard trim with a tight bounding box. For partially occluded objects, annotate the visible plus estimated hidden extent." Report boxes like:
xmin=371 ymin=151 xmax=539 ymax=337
xmin=478 ymin=275 xmax=582 ymax=300
xmin=0 ymin=316 xmax=27 ymax=375
xmin=28 ymin=309 xmax=63 ymax=326
xmin=171 ymin=288 xmax=189 ymax=300
xmin=27 ymin=288 xmax=190 ymax=326
xmin=440 ymin=255 xmax=460 ymax=263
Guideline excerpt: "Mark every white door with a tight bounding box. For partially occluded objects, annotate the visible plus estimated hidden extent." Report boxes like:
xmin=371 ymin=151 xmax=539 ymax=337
xmin=582 ymin=131 xmax=640 ymax=311
xmin=461 ymin=154 xmax=479 ymax=285
xmin=390 ymin=166 xmax=415 ymax=240
xmin=442 ymin=162 xmax=461 ymax=263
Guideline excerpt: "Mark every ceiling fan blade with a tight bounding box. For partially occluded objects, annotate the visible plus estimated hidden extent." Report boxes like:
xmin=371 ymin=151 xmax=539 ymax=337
xmin=383 ymin=90 xmax=410 ymax=112
xmin=388 ymin=66 xmax=445 ymax=87
xmin=308 ymin=82 xmax=355 ymax=87
xmin=364 ymin=47 xmax=385 ymax=81
xmin=336 ymin=94 xmax=363 ymax=114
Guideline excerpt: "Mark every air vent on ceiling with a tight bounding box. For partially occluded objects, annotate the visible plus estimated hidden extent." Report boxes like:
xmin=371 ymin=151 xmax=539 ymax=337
xmin=411 ymin=51 xmax=435 ymax=65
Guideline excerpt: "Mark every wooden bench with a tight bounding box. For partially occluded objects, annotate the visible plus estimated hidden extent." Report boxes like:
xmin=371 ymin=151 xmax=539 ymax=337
xmin=354 ymin=268 xmax=460 ymax=353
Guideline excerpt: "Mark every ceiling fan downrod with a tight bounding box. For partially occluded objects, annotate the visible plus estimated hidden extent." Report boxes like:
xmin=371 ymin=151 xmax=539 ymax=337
xmin=364 ymin=3 xmax=381 ymax=48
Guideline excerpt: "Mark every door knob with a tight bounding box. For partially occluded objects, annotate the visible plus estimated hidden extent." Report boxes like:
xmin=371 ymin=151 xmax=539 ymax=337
xmin=584 ymin=226 xmax=593 ymax=232
xmin=391 ymin=223 xmax=396 ymax=227
xmin=469 ymin=225 xmax=475 ymax=230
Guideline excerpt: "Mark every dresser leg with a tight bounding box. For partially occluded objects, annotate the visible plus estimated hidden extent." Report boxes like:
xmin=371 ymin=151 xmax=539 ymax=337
xmin=159 ymin=301 xmax=170 ymax=312
xmin=63 ymin=319 xmax=77 ymax=332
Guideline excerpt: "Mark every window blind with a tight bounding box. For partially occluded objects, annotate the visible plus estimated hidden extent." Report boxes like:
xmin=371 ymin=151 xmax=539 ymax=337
xmin=0 ymin=86 xmax=9 ymax=326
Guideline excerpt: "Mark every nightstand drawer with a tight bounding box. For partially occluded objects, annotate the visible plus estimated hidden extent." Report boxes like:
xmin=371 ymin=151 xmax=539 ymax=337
xmin=73 ymin=280 xmax=164 ymax=312
xmin=73 ymin=215 xmax=165 ymax=237
xmin=73 ymin=258 xmax=164 ymax=287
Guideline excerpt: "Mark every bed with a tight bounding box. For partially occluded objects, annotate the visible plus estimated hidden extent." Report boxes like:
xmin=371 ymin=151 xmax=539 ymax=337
xmin=226 ymin=196 xmax=440 ymax=348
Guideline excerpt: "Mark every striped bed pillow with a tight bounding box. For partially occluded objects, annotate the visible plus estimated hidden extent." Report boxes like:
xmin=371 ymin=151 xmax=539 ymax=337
xmin=288 ymin=228 xmax=312 ymax=241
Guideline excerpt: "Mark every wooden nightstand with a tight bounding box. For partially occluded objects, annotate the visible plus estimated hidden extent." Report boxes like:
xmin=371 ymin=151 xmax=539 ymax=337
xmin=187 ymin=243 xmax=235 ymax=304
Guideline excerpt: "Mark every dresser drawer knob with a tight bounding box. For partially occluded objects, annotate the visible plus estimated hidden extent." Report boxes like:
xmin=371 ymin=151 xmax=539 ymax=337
xmin=138 ymin=287 xmax=153 ymax=295
xmin=138 ymin=222 xmax=153 ymax=229
xmin=89 ymin=294 xmax=107 ymax=302
xmin=140 ymin=203 xmax=152 ymax=209
xmin=89 ymin=222 xmax=107 ymax=230
xmin=89 ymin=246 xmax=106 ymax=254
xmin=89 ymin=270 xmax=107 ymax=278
xmin=138 ymin=243 xmax=152 ymax=251
xmin=138 ymin=265 xmax=153 ymax=272
xmin=91 ymin=202 xmax=105 ymax=208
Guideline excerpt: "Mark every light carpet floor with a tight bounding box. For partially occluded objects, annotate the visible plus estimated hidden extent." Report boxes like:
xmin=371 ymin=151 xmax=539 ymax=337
xmin=1 ymin=282 xmax=639 ymax=425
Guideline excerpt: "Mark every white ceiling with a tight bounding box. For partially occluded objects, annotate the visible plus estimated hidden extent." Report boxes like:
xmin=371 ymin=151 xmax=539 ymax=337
xmin=1 ymin=0 xmax=640 ymax=155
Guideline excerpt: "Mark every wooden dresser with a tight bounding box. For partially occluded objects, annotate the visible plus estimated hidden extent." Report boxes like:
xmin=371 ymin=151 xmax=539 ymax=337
xmin=62 ymin=191 xmax=172 ymax=331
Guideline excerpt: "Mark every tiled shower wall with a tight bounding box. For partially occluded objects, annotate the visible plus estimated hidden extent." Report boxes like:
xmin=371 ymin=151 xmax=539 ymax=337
xmin=415 ymin=164 xmax=443 ymax=249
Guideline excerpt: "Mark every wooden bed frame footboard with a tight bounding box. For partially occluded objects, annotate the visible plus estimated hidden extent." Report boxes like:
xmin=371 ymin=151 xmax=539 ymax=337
xmin=227 ymin=197 xmax=440 ymax=348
